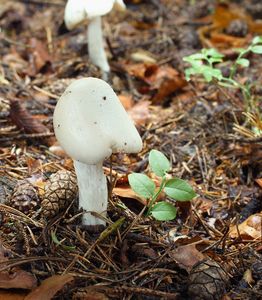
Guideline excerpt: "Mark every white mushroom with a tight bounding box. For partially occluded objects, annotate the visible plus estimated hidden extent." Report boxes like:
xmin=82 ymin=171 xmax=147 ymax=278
xmin=64 ymin=0 xmax=126 ymax=80
xmin=53 ymin=77 xmax=142 ymax=225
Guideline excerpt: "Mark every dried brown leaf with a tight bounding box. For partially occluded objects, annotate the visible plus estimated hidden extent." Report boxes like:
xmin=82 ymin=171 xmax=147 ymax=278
xmin=124 ymin=63 xmax=186 ymax=103
xmin=26 ymin=38 xmax=52 ymax=76
xmin=25 ymin=274 xmax=74 ymax=300
xmin=255 ymin=178 xmax=262 ymax=188
xmin=229 ymin=213 xmax=262 ymax=240
xmin=9 ymin=100 xmax=50 ymax=134
xmin=169 ymin=244 xmax=205 ymax=272
xmin=0 ymin=269 xmax=37 ymax=290
xmin=128 ymin=100 xmax=150 ymax=126
xmin=113 ymin=187 xmax=147 ymax=206
xmin=118 ymin=94 xmax=134 ymax=110
xmin=0 ymin=290 xmax=27 ymax=300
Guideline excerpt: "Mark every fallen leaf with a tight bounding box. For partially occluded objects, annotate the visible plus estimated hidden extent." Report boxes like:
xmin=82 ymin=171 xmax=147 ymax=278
xmin=9 ymin=100 xmax=50 ymax=134
xmin=0 ymin=290 xmax=27 ymax=300
xmin=26 ymin=157 xmax=42 ymax=175
xmin=149 ymin=66 xmax=187 ymax=104
xmin=169 ymin=244 xmax=205 ymax=272
xmin=124 ymin=62 xmax=186 ymax=104
xmin=25 ymin=274 xmax=74 ymax=300
xmin=124 ymin=62 xmax=158 ymax=81
xmin=229 ymin=213 xmax=262 ymax=240
xmin=118 ymin=94 xmax=134 ymax=110
xmin=26 ymin=38 xmax=52 ymax=76
xmin=0 ymin=270 xmax=37 ymax=290
xmin=113 ymin=187 xmax=147 ymax=206
xmin=255 ymin=178 xmax=262 ymax=188
xmin=130 ymin=50 xmax=156 ymax=63
xmin=48 ymin=143 xmax=67 ymax=157
xmin=198 ymin=3 xmax=262 ymax=49
xmin=128 ymin=100 xmax=150 ymax=126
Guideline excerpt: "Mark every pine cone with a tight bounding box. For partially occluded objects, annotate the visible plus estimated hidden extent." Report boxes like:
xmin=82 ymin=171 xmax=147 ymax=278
xmin=8 ymin=180 xmax=39 ymax=215
xmin=188 ymin=259 xmax=229 ymax=300
xmin=41 ymin=170 xmax=78 ymax=218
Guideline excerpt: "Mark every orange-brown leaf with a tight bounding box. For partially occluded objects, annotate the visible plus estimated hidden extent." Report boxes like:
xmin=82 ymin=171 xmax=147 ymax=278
xmin=0 ymin=269 xmax=37 ymax=290
xmin=229 ymin=213 xmax=262 ymax=240
xmin=0 ymin=290 xmax=27 ymax=300
xmin=24 ymin=274 xmax=74 ymax=300
xmin=169 ymin=244 xmax=205 ymax=272
xmin=9 ymin=100 xmax=50 ymax=134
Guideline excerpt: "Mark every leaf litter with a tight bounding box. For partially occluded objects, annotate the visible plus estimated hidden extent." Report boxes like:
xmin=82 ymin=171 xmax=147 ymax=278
xmin=0 ymin=0 xmax=261 ymax=299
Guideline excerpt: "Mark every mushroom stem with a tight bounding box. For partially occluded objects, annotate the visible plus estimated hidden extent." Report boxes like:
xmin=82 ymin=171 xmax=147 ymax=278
xmin=73 ymin=160 xmax=107 ymax=225
xmin=87 ymin=16 xmax=110 ymax=80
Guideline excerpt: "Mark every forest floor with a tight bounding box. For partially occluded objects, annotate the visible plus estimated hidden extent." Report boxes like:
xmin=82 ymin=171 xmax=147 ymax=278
xmin=0 ymin=0 xmax=261 ymax=299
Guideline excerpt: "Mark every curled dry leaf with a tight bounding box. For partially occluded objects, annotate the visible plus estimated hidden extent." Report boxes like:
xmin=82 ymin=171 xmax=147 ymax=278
xmin=198 ymin=3 xmax=262 ymax=49
xmin=255 ymin=178 xmax=262 ymax=188
xmin=118 ymin=94 xmax=134 ymax=110
xmin=229 ymin=212 xmax=262 ymax=240
xmin=168 ymin=244 xmax=205 ymax=273
xmin=9 ymin=100 xmax=50 ymax=134
xmin=128 ymin=100 xmax=150 ymax=126
xmin=0 ymin=290 xmax=27 ymax=300
xmin=124 ymin=62 xmax=187 ymax=104
xmin=149 ymin=66 xmax=187 ymax=104
xmin=0 ymin=269 xmax=37 ymax=290
xmin=113 ymin=186 xmax=147 ymax=206
xmin=24 ymin=274 xmax=74 ymax=300
xmin=0 ymin=242 xmax=36 ymax=290
xmin=26 ymin=38 xmax=52 ymax=76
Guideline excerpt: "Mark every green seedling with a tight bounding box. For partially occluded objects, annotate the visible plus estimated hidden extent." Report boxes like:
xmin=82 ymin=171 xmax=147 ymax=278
xmin=128 ymin=150 xmax=196 ymax=221
xmin=51 ymin=230 xmax=76 ymax=251
xmin=183 ymin=36 xmax=262 ymax=111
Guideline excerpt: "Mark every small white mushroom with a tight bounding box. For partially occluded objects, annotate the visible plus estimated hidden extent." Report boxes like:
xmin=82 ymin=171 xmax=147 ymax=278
xmin=64 ymin=0 xmax=126 ymax=80
xmin=53 ymin=77 xmax=142 ymax=225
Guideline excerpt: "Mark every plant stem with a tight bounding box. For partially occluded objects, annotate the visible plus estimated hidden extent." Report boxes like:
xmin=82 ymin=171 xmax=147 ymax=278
xmin=146 ymin=177 xmax=167 ymax=216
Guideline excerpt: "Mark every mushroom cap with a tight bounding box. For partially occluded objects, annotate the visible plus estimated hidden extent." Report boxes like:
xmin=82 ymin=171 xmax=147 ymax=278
xmin=53 ymin=77 xmax=142 ymax=165
xmin=64 ymin=0 xmax=126 ymax=30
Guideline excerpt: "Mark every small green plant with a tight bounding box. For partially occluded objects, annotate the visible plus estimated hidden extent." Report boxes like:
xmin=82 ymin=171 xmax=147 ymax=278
xmin=183 ymin=36 xmax=262 ymax=111
xmin=128 ymin=149 xmax=196 ymax=221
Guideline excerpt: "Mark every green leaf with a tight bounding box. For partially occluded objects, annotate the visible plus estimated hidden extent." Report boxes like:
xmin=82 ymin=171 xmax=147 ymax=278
xmin=200 ymin=66 xmax=222 ymax=82
xmin=252 ymin=36 xmax=262 ymax=45
xmin=128 ymin=173 xmax=155 ymax=199
xmin=149 ymin=149 xmax=170 ymax=177
xmin=251 ymin=45 xmax=262 ymax=54
xmin=184 ymin=68 xmax=196 ymax=81
xmin=208 ymin=57 xmax=223 ymax=64
xmin=150 ymin=202 xmax=177 ymax=221
xmin=183 ymin=53 xmax=205 ymax=62
xmin=236 ymin=58 xmax=250 ymax=67
xmin=203 ymin=48 xmax=224 ymax=59
xmin=164 ymin=178 xmax=196 ymax=201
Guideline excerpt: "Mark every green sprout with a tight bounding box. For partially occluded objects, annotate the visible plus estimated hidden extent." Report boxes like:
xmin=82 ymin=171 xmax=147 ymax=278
xmin=183 ymin=36 xmax=262 ymax=112
xmin=128 ymin=150 xmax=196 ymax=221
xmin=51 ymin=230 xmax=76 ymax=251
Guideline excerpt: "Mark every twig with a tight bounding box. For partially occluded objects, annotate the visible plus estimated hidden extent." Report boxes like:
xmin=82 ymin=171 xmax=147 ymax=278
xmin=14 ymin=0 xmax=64 ymax=6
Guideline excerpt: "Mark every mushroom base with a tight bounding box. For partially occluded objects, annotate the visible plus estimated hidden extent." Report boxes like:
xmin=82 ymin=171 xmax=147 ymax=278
xmin=73 ymin=160 xmax=108 ymax=226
